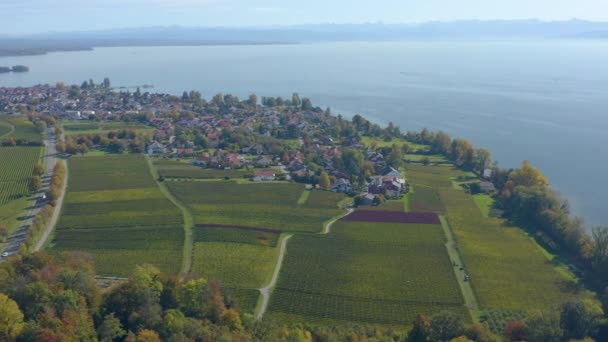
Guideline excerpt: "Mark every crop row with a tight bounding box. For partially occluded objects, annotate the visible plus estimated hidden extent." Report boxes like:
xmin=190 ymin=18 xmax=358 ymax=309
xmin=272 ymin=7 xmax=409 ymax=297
xmin=0 ymin=147 xmax=41 ymax=205
xmin=155 ymin=160 xmax=251 ymax=179
xmin=1 ymin=116 xmax=42 ymax=142
xmin=191 ymin=242 xmax=277 ymax=288
xmin=67 ymin=155 xmax=157 ymax=191
xmin=52 ymin=155 xmax=184 ymax=276
xmin=409 ymin=186 xmax=445 ymax=213
xmin=276 ymin=234 xmax=461 ymax=303
xmin=268 ymin=289 xmax=467 ymax=326
xmin=331 ymin=221 xmax=445 ymax=246
xmin=168 ymin=181 xmax=342 ymax=232
xmin=343 ymin=210 xmax=440 ymax=224
xmin=195 ymin=225 xmax=280 ymax=247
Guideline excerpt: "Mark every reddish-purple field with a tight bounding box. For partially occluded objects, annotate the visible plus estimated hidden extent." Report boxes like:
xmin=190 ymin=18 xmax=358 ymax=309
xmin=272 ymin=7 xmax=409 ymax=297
xmin=343 ymin=210 xmax=440 ymax=224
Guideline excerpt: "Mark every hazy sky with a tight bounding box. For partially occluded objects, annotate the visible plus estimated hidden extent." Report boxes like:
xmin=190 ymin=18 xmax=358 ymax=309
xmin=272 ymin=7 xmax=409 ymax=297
xmin=2 ymin=0 xmax=608 ymax=34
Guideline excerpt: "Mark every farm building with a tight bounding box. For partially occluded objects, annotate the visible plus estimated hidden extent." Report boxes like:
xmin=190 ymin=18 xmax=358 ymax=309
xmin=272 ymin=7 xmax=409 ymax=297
xmin=479 ymin=181 xmax=497 ymax=193
xmin=147 ymin=141 xmax=167 ymax=155
xmin=358 ymin=193 xmax=376 ymax=206
xmin=253 ymin=170 xmax=276 ymax=182
xmin=331 ymin=178 xmax=353 ymax=193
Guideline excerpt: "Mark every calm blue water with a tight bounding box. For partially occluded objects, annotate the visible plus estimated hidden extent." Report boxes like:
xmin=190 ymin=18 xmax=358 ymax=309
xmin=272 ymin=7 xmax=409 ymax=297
xmin=1 ymin=41 xmax=607 ymax=227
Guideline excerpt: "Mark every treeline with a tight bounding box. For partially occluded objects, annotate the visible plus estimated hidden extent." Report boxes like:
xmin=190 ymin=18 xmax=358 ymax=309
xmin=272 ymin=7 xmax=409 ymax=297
xmin=408 ymin=128 xmax=608 ymax=299
xmin=0 ymin=253 xmax=394 ymax=341
xmin=1 ymin=252 xmax=605 ymax=341
xmin=60 ymin=130 xmax=151 ymax=155
xmin=19 ymin=161 xmax=66 ymax=253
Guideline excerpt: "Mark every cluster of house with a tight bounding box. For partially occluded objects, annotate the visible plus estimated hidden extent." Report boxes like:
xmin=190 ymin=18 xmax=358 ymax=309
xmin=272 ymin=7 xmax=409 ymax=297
xmin=0 ymin=85 xmax=183 ymax=119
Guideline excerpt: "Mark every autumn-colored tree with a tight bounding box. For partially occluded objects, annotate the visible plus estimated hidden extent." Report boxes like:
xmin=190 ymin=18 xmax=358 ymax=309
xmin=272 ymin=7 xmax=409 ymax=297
xmin=509 ymin=161 xmax=549 ymax=188
xmin=220 ymin=308 xmax=243 ymax=331
xmin=30 ymin=175 xmax=41 ymax=192
xmin=33 ymin=163 xmax=44 ymax=176
xmin=503 ymin=320 xmax=526 ymax=341
xmin=319 ymin=172 xmax=331 ymax=189
xmin=0 ymin=294 xmax=24 ymax=341
xmin=136 ymin=329 xmax=162 ymax=342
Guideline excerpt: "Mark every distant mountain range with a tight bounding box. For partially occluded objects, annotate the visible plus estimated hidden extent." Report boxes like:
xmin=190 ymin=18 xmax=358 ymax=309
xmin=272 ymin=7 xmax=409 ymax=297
xmin=1 ymin=20 xmax=607 ymax=57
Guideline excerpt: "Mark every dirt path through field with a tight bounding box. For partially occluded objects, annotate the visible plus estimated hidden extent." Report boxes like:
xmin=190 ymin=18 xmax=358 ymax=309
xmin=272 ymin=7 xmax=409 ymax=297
xmin=256 ymin=234 xmax=293 ymax=319
xmin=146 ymin=156 xmax=194 ymax=277
xmin=439 ymin=215 xmax=480 ymax=323
xmin=256 ymin=207 xmax=353 ymax=319
xmin=0 ymin=122 xmax=15 ymax=139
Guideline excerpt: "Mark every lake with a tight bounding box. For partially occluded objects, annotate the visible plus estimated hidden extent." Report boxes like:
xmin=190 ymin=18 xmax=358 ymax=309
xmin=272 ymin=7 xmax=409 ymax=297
xmin=1 ymin=41 xmax=607 ymax=227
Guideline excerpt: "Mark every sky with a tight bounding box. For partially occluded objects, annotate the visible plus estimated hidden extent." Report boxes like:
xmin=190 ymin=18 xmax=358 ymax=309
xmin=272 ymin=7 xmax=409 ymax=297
xmin=1 ymin=0 xmax=608 ymax=34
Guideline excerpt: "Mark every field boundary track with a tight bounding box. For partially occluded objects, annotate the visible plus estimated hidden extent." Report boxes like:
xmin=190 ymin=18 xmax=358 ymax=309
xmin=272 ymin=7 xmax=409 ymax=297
xmin=35 ymin=160 xmax=68 ymax=251
xmin=0 ymin=121 xmax=15 ymax=139
xmin=146 ymin=155 xmax=193 ymax=277
xmin=439 ymin=215 xmax=480 ymax=323
xmin=256 ymin=208 xmax=352 ymax=319
xmin=256 ymin=234 xmax=293 ymax=319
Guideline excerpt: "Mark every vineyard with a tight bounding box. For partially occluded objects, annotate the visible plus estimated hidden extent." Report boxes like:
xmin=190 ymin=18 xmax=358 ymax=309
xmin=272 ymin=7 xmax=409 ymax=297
xmin=191 ymin=242 xmax=278 ymax=288
xmin=267 ymin=219 xmax=464 ymax=325
xmin=0 ymin=116 xmax=42 ymax=143
xmin=167 ymin=181 xmax=343 ymax=232
xmin=195 ymin=225 xmax=281 ymax=247
xmin=0 ymin=122 xmax=12 ymax=137
xmin=62 ymin=121 xmax=154 ymax=136
xmin=0 ymin=147 xmax=42 ymax=205
xmin=409 ymin=186 xmax=445 ymax=213
xmin=51 ymin=155 xmax=184 ymax=276
xmin=343 ymin=210 xmax=440 ymax=224
xmin=407 ymin=164 xmax=591 ymax=312
xmin=154 ymin=159 xmax=252 ymax=179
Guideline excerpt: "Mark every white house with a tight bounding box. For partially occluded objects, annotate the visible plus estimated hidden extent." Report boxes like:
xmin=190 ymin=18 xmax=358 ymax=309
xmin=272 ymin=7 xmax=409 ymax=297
xmin=147 ymin=141 xmax=167 ymax=155
xmin=253 ymin=170 xmax=276 ymax=182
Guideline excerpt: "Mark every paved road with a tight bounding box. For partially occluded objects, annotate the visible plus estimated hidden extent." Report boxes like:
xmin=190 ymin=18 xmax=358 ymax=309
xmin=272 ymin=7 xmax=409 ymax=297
xmin=1 ymin=127 xmax=58 ymax=258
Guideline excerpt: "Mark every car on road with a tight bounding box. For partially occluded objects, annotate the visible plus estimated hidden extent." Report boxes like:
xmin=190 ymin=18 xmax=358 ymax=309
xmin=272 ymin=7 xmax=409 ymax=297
xmin=1 ymin=252 xmax=9 ymax=258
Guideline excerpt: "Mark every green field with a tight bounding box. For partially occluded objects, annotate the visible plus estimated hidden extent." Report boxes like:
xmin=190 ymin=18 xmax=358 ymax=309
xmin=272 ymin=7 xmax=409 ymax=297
xmin=0 ymin=122 xmax=12 ymax=137
xmin=0 ymin=116 xmax=42 ymax=143
xmin=154 ymin=159 xmax=252 ymax=179
xmin=62 ymin=121 xmax=154 ymax=136
xmin=51 ymin=155 xmax=184 ymax=276
xmin=0 ymin=147 xmax=42 ymax=205
xmin=406 ymin=164 xmax=591 ymax=312
xmin=360 ymin=136 xmax=428 ymax=152
xmin=409 ymin=186 xmax=445 ymax=213
xmin=268 ymin=220 xmax=465 ymax=325
xmin=167 ymin=182 xmax=343 ymax=232
xmin=165 ymin=182 xmax=345 ymax=316
xmin=191 ymin=242 xmax=277 ymax=288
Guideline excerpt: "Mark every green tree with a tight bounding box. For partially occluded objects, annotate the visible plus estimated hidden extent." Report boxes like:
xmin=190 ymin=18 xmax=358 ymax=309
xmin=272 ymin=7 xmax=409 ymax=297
xmin=248 ymin=93 xmax=258 ymax=107
xmin=523 ymin=311 xmax=562 ymax=342
xmin=97 ymin=314 xmax=126 ymax=342
xmin=0 ymin=293 xmax=24 ymax=341
xmin=341 ymin=148 xmax=364 ymax=177
xmin=560 ymin=301 xmax=596 ymax=340
xmin=292 ymin=93 xmax=301 ymax=108
xmin=387 ymin=144 xmax=404 ymax=169
xmin=35 ymin=120 xmax=47 ymax=133
xmin=178 ymin=278 xmax=208 ymax=318
xmin=407 ymin=314 xmax=431 ymax=342
xmin=429 ymin=311 xmax=465 ymax=342
xmin=474 ymin=148 xmax=493 ymax=173
xmin=319 ymin=172 xmax=331 ymax=189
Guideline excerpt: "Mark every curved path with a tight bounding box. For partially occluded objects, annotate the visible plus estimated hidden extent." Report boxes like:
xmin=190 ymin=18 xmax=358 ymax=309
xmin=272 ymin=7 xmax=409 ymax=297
xmin=146 ymin=156 xmax=194 ymax=277
xmin=255 ymin=207 xmax=353 ymax=319
xmin=0 ymin=122 xmax=15 ymax=139
xmin=256 ymin=234 xmax=293 ymax=319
